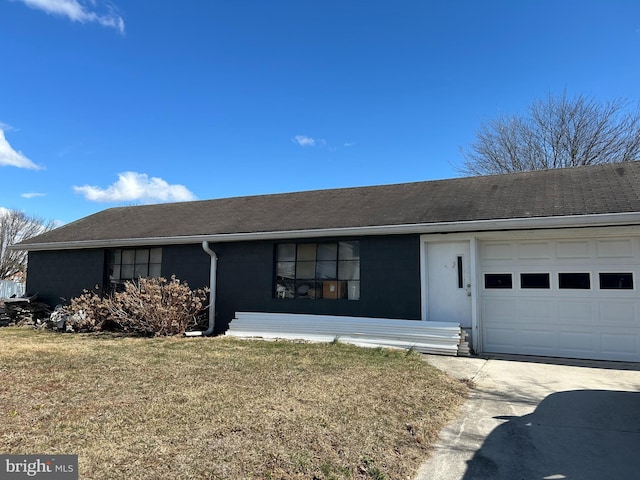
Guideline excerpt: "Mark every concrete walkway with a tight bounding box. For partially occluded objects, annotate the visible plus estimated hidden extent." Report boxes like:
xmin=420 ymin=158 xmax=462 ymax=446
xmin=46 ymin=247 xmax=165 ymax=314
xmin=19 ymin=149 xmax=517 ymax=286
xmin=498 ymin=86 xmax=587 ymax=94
xmin=416 ymin=355 xmax=640 ymax=480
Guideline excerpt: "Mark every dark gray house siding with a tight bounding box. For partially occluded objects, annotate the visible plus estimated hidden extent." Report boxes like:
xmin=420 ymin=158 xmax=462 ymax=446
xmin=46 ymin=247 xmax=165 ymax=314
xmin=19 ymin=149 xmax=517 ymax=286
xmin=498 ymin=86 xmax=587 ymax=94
xmin=27 ymin=249 xmax=105 ymax=306
xmin=211 ymin=235 xmax=422 ymax=333
xmin=26 ymin=234 xmax=422 ymax=333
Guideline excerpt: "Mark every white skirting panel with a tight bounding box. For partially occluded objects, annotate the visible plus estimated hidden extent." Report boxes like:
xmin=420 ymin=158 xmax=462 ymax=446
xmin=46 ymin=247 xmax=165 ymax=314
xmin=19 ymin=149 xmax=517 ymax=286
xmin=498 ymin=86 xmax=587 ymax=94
xmin=227 ymin=312 xmax=462 ymax=356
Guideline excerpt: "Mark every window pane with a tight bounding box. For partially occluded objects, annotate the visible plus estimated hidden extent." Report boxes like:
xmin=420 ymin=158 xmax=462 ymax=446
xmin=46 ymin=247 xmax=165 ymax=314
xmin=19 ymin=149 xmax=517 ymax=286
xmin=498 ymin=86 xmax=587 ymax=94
xmin=485 ymin=274 xmax=512 ymax=289
xmin=122 ymin=250 xmax=135 ymax=264
xmin=149 ymin=264 xmax=161 ymax=278
xmin=295 ymin=281 xmax=319 ymax=299
xmin=317 ymin=243 xmax=337 ymax=261
xmin=316 ymin=261 xmax=337 ymax=279
xmin=121 ymin=264 xmax=134 ymax=279
xmin=277 ymin=244 xmax=296 ymax=262
xmin=559 ymin=273 xmax=590 ymax=289
xmin=277 ymin=261 xmax=296 ymax=279
xmin=322 ymin=280 xmax=344 ymax=299
xmin=339 ymin=260 xmax=360 ymax=280
xmin=110 ymin=249 xmax=121 ymax=264
xmin=275 ymin=279 xmax=294 ymax=299
xmin=135 ymin=249 xmax=149 ymax=264
xmin=134 ymin=264 xmax=149 ymax=278
xmin=110 ymin=264 xmax=121 ymax=281
xmin=150 ymin=248 xmax=162 ymax=263
xmin=296 ymin=261 xmax=316 ymax=279
xmin=599 ymin=273 xmax=633 ymax=290
xmin=297 ymin=244 xmax=316 ymax=261
xmin=521 ymin=273 xmax=550 ymax=289
xmin=347 ymin=281 xmax=360 ymax=300
xmin=339 ymin=241 xmax=359 ymax=260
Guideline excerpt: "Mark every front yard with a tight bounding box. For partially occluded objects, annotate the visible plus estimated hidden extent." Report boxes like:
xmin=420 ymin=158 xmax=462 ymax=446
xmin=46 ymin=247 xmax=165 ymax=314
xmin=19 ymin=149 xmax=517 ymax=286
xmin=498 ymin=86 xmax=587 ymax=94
xmin=0 ymin=328 xmax=467 ymax=479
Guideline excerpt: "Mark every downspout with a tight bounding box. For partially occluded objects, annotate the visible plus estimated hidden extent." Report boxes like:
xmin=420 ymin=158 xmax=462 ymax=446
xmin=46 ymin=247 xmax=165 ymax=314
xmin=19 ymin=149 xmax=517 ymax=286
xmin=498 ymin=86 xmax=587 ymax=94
xmin=185 ymin=241 xmax=217 ymax=337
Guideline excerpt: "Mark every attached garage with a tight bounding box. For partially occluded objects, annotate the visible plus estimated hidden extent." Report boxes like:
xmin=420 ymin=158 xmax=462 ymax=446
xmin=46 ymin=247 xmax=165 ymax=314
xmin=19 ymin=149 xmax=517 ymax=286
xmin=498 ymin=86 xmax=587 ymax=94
xmin=479 ymin=232 xmax=640 ymax=361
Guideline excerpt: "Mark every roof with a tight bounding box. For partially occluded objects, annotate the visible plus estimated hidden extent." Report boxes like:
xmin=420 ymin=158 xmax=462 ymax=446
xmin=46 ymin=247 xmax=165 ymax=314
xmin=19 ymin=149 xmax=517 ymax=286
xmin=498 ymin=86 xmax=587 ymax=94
xmin=15 ymin=161 xmax=640 ymax=250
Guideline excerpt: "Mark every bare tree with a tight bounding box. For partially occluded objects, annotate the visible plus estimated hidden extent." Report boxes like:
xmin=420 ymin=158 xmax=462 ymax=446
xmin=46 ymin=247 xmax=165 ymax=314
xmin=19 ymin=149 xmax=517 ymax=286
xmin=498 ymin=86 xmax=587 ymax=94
xmin=0 ymin=209 xmax=54 ymax=280
xmin=459 ymin=92 xmax=640 ymax=175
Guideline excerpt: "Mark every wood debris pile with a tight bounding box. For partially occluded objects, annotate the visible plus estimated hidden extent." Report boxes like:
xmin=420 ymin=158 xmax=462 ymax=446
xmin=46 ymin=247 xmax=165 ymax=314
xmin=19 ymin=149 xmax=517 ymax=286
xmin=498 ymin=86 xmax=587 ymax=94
xmin=0 ymin=302 xmax=8 ymax=326
xmin=1 ymin=295 xmax=51 ymax=326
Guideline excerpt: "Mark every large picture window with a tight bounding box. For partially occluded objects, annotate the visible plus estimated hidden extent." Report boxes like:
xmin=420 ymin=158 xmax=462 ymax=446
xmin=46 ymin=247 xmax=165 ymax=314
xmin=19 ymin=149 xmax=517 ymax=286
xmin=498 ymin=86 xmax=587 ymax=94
xmin=275 ymin=241 xmax=360 ymax=300
xmin=108 ymin=248 xmax=162 ymax=288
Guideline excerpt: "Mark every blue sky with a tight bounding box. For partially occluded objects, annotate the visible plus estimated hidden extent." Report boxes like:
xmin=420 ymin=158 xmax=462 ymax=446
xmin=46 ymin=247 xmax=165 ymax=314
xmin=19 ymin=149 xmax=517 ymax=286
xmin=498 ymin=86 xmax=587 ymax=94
xmin=1 ymin=0 xmax=639 ymax=224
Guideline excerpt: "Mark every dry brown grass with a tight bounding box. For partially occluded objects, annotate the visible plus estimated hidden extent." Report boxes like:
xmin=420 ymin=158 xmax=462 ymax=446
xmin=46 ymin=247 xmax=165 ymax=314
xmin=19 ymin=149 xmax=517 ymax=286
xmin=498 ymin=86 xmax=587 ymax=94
xmin=0 ymin=328 xmax=467 ymax=479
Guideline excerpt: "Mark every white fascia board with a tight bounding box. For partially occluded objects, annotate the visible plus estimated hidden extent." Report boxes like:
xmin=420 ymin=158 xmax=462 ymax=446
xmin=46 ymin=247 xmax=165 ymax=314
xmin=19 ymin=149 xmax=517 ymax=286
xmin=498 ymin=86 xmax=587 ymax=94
xmin=11 ymin=211 xmax=640 ymax=251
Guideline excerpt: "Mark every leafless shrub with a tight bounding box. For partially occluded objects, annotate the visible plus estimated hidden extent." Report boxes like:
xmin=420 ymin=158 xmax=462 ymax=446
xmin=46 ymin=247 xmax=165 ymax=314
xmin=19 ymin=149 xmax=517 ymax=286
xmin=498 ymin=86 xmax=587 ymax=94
xmin=63 ymin=286 xmax=113 ymax=333
xmin=63 ymin=277 xmax=209 ymax=336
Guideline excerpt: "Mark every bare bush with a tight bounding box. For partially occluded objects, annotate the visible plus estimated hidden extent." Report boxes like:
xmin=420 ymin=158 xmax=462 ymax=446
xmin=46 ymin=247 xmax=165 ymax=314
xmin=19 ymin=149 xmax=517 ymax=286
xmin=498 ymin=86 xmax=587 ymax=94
xmin=63 ymin=287 xmax=113 ymax=333
xmin=63 ymin=277 xmax=209 ymax=336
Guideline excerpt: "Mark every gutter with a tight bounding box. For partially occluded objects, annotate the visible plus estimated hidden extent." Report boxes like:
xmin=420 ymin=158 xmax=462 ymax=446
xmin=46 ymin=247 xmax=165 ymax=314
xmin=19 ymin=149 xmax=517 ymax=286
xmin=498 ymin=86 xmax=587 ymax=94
xmin=184 ymin=241 xmax=217 ymax=337
xmin=10 ymin=211 xmax=640 ymax=251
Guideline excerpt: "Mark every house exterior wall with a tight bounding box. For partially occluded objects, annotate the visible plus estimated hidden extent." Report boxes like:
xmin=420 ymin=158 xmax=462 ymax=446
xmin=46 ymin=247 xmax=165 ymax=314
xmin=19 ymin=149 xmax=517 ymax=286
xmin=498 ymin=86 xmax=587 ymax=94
xmin=212 ymin=235 xmax=422 ymax=332
xmin=27 ymin=249 xmax=105 ymax=306
xmin=25 ymin=234 xmax=422 ymax=333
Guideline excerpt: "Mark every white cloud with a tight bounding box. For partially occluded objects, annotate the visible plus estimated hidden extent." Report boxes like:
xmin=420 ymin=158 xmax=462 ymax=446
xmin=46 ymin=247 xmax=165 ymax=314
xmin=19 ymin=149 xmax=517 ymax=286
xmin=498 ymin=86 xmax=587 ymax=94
xmin=73 ymin=172 xmax=197 ymax=204
xmin=21 ymin=192 xmax=47 ymax=199
xmin=291 ymin=135 xmax=329 ymax=148
xmin=0 ymin=129 xmax=42 ymax=170
xmin=0 ymin=207 xmax=9 ymax=217
xmin=291 ymin=135 xmax=324 ymax=147
xmin=292 ymin=135 xmax=316 ymax=147
xmin=17 ymin=0 xmax=125 ymax=34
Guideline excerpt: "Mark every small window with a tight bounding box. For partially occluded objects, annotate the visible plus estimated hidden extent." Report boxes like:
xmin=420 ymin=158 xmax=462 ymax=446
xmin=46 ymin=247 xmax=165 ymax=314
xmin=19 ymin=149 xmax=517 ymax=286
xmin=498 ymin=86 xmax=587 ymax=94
xmin=485 ymin=273 xmax=512 ymax=289
xmin=558 ymin=272 xmax=590 ymax=290
xmin=599 ymin=273 xmax=633 ymax=290
xmin=521 ymin=273 xmax=550 ymax=289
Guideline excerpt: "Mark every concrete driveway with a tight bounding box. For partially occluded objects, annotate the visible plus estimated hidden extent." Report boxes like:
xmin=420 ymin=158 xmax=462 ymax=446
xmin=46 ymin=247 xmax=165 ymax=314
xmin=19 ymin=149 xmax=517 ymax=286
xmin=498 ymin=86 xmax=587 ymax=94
xmin=416 ymin=355 xmax=640 ymax=480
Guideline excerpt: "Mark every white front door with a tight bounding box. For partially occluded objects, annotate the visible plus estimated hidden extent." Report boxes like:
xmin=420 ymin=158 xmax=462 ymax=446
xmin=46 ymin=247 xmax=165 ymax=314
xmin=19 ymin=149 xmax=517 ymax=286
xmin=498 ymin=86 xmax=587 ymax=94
xmin=426 ymin=242 xmax=473 ymax=327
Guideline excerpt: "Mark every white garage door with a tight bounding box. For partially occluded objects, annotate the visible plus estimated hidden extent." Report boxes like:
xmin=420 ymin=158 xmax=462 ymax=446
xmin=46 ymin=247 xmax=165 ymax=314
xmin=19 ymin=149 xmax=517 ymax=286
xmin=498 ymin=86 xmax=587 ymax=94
xmin=480 ymin=236 xmax=640 ymax=362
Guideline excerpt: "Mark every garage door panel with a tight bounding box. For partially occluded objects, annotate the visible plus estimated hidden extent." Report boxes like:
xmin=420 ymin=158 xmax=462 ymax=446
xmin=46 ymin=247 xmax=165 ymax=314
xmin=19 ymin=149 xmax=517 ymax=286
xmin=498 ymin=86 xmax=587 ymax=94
xmin=557 ymin=301 xmax=596 ymax=326
xmin=598 ymin=302 xmax=638 ymax=327
xmin=480 ymin=236 xmax=640 ymax=361
xmin=482 ymin=242 xmax=515 ymax=260
xmin=517 ymin=241 xmax=552 ymax=259
xmin=520 ymin=329 xmax=558 ymax=350
xmin=601 ymin=332 xmax=639 ymax=354
xmin=483 ymin=327 xmax=517 ymax=350
xmin=556 ymin=240 xmax=590 ymax=258
xmin=517 ymin=300 xmax=553 ymax=323
xmin=482 ymin=299 xmax=515 ymax=320
xmin=597 ymin=239 xmax=634 ymax=258
xmin=559 ymin=331 xmax=595 ymax=352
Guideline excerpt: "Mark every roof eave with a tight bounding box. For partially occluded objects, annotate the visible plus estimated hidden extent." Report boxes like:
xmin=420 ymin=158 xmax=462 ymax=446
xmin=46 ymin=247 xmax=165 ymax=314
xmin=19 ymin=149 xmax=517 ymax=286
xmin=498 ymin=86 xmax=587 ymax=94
xmin=10 ymin=212 xmax=640 ymax=251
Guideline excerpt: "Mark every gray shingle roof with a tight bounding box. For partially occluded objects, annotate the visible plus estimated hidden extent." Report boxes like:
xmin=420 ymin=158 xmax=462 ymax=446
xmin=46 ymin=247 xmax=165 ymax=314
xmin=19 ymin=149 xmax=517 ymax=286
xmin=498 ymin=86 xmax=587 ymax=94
xmin=18 ymin=161 xmax=640 ymax=247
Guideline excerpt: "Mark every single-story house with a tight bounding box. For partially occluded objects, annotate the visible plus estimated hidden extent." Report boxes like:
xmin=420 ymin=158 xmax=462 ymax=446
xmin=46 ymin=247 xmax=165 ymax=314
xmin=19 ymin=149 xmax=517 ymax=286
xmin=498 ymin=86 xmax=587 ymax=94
xmin=12 ymin=161 xmax=640 ymax=361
